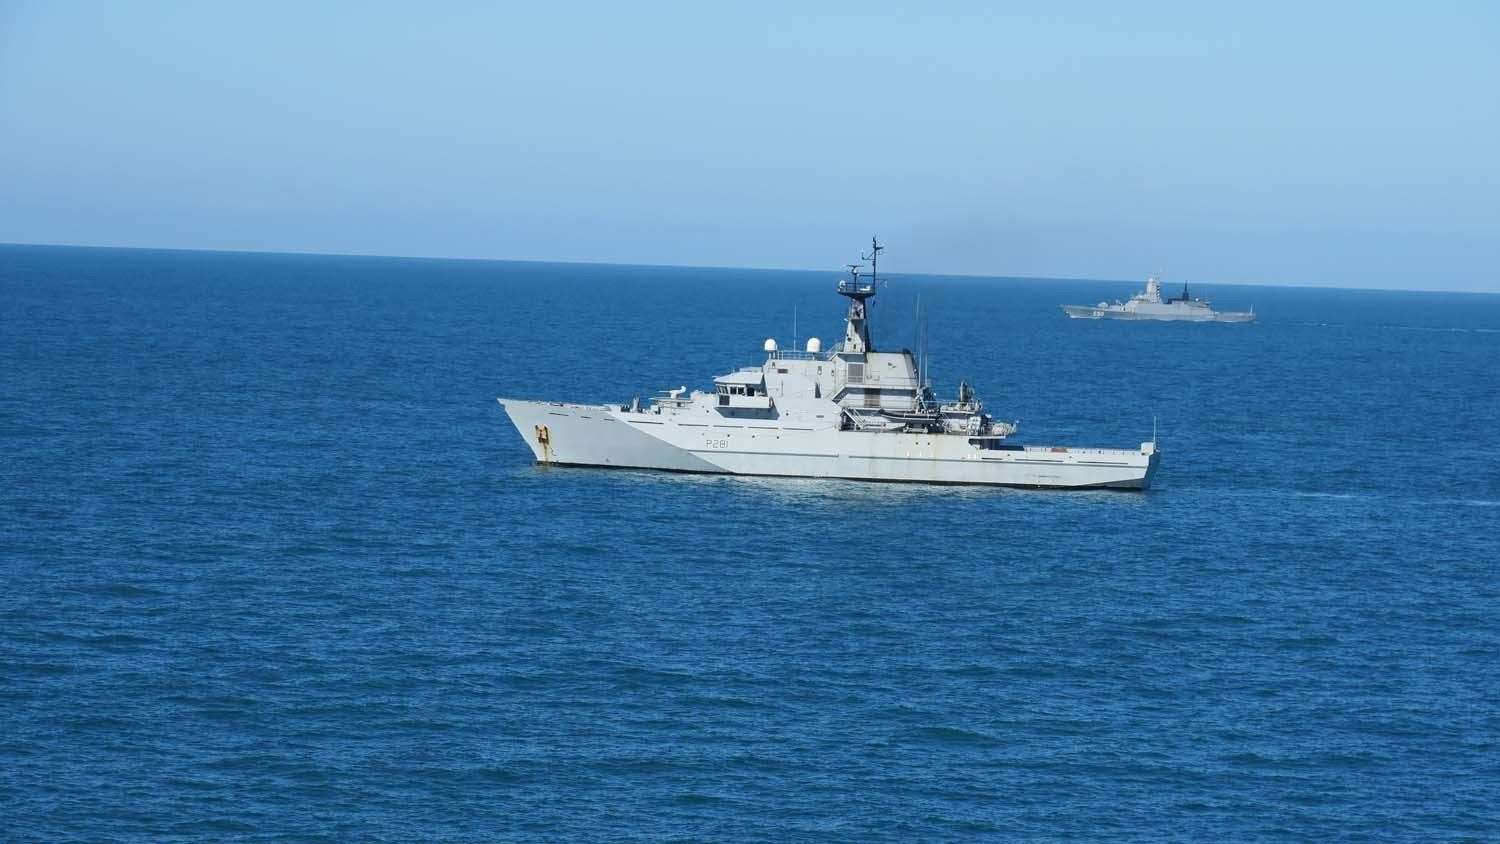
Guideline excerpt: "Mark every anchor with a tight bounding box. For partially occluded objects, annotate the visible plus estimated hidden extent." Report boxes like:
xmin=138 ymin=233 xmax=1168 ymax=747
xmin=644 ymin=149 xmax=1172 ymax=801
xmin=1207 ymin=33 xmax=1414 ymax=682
xmin=534 ymin=424 xmax=551 ymax=463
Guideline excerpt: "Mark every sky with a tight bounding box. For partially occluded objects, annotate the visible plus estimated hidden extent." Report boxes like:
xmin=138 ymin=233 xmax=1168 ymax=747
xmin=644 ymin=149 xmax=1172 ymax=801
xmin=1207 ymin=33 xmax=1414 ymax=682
xmin=1 ymin=2 xmax=1497 ymax=291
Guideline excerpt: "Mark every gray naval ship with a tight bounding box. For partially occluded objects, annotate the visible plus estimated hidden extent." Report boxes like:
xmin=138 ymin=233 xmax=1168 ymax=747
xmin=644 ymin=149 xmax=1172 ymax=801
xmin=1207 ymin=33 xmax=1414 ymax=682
xmin=1061 ymin=276 xmax=1254 ymax=322
xmin=500 ymin=240 xmax=1160 ymax=490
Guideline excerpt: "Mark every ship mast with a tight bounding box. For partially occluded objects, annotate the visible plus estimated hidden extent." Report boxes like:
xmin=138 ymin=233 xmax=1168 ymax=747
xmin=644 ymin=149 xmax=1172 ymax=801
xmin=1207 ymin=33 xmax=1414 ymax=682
xmin=837 ymin=239 xmax=882 ymax=354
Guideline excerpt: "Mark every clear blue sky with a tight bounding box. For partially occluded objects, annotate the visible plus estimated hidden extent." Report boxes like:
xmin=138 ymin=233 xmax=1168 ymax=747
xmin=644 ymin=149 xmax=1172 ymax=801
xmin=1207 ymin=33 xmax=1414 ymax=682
xmin=2 ymin=2 xmax=1497 ymax=290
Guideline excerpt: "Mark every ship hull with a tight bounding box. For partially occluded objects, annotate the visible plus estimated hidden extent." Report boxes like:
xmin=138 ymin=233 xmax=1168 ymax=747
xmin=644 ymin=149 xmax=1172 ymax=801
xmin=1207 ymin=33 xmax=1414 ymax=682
xmin=1061 ymin=304 xmax=1253 ymax=322
xmin=499 ymin=399 xmax=1159 ymax=490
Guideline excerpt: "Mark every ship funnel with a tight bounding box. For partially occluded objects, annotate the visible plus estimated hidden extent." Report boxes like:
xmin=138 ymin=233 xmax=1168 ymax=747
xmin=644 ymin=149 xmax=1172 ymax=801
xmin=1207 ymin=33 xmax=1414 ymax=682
xmin=805 ymin=337 xmax=821 ymax=353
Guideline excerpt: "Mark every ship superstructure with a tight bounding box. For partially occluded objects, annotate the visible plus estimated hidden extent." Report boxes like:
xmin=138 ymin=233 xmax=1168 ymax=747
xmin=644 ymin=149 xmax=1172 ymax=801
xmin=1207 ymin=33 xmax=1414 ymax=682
xmin=1062 ymin=276 xmax=1255 ymax=322
xmin=500 ymin=240 xmax=1160 ymax=489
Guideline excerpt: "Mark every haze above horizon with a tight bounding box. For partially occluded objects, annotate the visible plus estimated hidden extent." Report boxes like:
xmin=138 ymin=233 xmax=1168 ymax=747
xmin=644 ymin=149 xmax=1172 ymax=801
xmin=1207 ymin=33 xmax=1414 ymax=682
xmin=2 ymin=2 xmax=1497 ymax=292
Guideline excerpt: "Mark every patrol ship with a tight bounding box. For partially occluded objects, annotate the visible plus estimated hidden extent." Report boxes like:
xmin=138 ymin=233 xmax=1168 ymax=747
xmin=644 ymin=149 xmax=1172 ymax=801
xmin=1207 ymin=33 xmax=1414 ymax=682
xmin=499 ymin=240 xmax=1160 ymax=489
xmin=1061 ymin=276 xmax=1254 ymax=322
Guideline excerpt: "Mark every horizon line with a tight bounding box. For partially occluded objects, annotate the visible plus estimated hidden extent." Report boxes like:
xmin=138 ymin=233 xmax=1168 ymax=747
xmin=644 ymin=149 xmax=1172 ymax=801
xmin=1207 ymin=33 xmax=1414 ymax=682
xmin=2 ymin=239 xmax=1496 ymax=297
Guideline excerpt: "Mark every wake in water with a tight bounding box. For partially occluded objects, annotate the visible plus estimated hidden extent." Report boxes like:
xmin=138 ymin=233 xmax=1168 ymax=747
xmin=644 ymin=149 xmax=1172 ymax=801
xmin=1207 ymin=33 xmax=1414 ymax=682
xmin=1389 ymin=325 xmax=1500 ymax=334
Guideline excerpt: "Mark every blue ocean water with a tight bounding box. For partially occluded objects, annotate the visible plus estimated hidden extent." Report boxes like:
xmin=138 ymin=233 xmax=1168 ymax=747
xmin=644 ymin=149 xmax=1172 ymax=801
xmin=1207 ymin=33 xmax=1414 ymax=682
xmin=2 ymin=243 xmax=1498 ymax=841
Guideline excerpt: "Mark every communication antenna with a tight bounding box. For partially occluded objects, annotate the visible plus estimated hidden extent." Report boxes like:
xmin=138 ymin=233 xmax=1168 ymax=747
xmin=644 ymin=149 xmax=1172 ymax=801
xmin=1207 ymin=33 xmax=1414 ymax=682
xmin=913 ymin=294 xmax=923 ymax=390
xmin=861 ymin=237 xmax=885 ymax=343
xmin=923 ymin=309 xmax=930 ymax=390
xmin=906 ymin=293 xmax=918 ymax=389
xmin=863 ymin=236 xmax=884 ymax=287
xmin=792 ymin=305 xmax=798 ymax=352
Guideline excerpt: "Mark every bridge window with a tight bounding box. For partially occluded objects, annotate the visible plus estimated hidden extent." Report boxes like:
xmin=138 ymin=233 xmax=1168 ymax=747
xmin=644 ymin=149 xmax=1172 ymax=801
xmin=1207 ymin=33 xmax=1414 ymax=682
xmin=716 ymin=383 xmax=762 ymax=398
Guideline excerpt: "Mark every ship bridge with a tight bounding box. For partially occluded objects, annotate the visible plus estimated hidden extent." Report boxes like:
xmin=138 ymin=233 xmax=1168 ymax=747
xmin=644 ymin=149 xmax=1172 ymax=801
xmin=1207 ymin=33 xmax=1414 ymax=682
xmin=713 ymin=368 xmax=771 ymax=409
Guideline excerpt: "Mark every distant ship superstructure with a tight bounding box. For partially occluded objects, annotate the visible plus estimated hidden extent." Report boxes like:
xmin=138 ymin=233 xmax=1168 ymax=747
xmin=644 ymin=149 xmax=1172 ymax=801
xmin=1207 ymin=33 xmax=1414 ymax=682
xmin=500 ymin=240 xmax=1160 ymax=489
xmin=1062 ymin=276 xmax=1254 ymax=322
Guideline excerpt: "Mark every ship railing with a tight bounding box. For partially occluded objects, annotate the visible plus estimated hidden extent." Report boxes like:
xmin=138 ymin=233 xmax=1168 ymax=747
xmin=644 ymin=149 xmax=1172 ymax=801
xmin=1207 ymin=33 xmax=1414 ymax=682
xmin=835 ymin=373 xmax=919 ymax=390
xmin=768 ymin=349 xmax=822 ymax=361
xmin=836 ymin=280 xmax=876 ymax=296
xmin=914 ymin=397 xmax=980 ymax=414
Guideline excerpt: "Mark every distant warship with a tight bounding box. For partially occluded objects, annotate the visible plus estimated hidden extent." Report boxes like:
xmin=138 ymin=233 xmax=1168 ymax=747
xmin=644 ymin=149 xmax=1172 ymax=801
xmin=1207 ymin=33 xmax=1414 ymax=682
xmin=1062 ymin=276 xmax=1254 ymax=322
xmin=500 ymin=240 xmax=1160 ymax=489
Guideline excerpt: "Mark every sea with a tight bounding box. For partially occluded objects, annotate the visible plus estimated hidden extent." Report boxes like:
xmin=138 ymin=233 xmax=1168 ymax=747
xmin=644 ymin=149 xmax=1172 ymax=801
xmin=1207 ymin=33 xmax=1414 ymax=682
xmin=2 ymin=244 xmax=1497 ymax=841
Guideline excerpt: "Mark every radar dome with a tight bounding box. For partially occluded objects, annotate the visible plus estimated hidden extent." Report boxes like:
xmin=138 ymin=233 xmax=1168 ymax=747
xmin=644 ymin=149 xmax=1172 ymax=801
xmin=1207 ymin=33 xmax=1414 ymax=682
xmin=805 ymin=337 xmax=821 ymax=353
xmin=763 ymin=338 xmax=778 ymax=352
